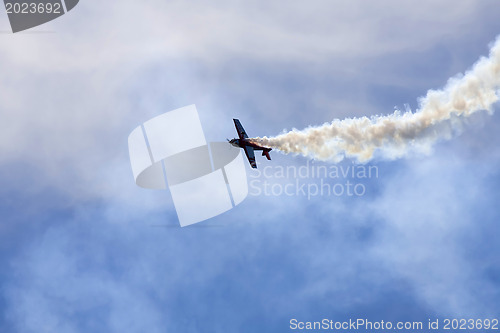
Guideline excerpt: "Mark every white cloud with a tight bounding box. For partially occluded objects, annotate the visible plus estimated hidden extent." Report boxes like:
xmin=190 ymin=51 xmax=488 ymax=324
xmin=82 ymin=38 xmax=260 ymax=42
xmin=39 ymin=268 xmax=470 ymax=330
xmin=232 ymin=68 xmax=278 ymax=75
xmin=0 ymin=0 xmax=498 ymax=198
xmin=1 ymin=2 xmax=500 ymax=329
xmin=366 ymin=117 xmax=500 ymax=316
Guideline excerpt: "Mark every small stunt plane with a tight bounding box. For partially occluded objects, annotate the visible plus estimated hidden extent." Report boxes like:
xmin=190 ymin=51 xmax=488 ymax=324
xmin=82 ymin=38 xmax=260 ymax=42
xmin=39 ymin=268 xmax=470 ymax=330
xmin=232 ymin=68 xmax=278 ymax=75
xmin=229 ymin=119 xmax=272 ymax=168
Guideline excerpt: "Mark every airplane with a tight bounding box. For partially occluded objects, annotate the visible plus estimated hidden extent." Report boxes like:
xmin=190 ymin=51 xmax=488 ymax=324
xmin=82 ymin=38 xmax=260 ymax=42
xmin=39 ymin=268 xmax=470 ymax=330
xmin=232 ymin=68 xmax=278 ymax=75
xmin=229 ymin=119 xmax=272 ymax=168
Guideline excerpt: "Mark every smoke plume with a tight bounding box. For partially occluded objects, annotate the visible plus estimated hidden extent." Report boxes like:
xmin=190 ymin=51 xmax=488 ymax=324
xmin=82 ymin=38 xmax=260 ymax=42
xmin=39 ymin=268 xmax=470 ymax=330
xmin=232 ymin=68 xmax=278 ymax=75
xmin=252 ymin=37 xmax=500 ymax=163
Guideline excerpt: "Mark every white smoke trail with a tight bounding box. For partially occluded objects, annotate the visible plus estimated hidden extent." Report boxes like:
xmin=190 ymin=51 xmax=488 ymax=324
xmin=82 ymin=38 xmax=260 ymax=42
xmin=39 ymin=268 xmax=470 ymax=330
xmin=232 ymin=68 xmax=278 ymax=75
xmin=252 ymin=37 xmax=500 ymax=163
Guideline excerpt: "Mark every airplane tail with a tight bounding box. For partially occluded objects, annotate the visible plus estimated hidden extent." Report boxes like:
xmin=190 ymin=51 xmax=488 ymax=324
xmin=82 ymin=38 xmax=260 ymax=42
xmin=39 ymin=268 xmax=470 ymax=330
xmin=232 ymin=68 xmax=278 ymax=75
xmin=262 ymin=149 xmax=272 ymax=160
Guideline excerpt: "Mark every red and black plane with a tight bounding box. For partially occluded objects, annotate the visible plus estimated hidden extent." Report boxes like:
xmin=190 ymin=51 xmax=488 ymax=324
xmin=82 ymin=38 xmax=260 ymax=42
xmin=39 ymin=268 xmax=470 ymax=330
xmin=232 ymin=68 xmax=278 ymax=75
xmin=229 ymin=119 xmax=272 ymax=168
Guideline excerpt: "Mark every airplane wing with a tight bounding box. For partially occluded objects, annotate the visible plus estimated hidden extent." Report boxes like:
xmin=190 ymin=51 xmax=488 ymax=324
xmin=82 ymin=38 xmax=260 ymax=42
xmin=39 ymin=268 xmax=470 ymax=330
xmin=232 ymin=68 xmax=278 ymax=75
xmin=233 ymin=119 xmax=248 ymax=140
xmin=243 ymin=146 xmax=257 ymax=168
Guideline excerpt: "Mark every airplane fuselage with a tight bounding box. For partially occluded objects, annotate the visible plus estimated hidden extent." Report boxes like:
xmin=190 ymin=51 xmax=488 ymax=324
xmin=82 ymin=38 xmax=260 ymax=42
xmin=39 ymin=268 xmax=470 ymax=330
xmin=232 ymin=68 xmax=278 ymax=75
xmin=229 ymin=138 xmax=266 ymax=151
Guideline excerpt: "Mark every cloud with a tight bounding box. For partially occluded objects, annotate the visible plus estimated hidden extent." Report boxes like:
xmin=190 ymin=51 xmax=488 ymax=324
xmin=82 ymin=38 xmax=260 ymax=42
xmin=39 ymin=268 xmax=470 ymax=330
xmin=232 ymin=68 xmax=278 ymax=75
xmin=366 ymin=113 xmax=500 ymax=316
xmin=1 ymin=0 xmax=499 ymax=191
xmin=1 ymin=1 xmax=500 ymax=331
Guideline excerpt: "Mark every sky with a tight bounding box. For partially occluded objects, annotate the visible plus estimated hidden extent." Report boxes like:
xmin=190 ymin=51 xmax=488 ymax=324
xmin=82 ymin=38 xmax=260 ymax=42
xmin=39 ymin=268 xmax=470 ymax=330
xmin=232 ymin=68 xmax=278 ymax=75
xmin=1 ymin=1 xmax=500 ymax=332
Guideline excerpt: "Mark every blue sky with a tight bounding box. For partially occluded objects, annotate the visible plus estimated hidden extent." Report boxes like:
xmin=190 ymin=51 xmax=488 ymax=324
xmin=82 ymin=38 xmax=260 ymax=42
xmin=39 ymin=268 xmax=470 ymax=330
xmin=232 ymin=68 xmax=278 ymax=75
xmin=1 ymin=1 xmax=500 ymax=332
